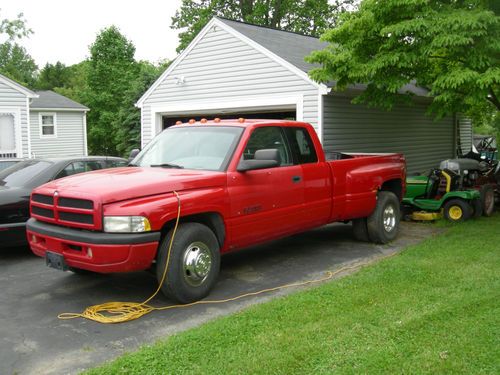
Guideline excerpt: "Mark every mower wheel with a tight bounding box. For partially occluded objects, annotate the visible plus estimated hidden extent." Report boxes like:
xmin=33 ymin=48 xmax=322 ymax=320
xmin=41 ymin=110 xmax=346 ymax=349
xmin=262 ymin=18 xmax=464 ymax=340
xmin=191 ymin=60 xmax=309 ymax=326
xmin=443 ymin=199 xmax=472 ymax=222
xmin=352 ymin=218 xmax=369 ymax=242
xmin=480 ymin=184 xmax=495 ymax=217
xmin=156 ymin=222 xmax=220 ymax=304
xmin=367 ymin=191 xmax=400 ymax=244
xmin=472 ymin=198 xmax=483 ymax=218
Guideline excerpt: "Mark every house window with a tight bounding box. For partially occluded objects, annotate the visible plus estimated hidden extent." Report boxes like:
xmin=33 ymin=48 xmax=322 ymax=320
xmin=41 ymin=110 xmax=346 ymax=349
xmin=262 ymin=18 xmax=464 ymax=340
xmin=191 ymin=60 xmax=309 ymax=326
xmin=39 ymin=113 xmax=57 ymax=138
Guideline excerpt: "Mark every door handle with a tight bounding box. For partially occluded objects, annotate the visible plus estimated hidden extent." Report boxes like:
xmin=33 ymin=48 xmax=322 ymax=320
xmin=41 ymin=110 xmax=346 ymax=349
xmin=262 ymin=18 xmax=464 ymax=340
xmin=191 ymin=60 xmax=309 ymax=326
xmin=292 ymin=175 xmax=301 ymax=183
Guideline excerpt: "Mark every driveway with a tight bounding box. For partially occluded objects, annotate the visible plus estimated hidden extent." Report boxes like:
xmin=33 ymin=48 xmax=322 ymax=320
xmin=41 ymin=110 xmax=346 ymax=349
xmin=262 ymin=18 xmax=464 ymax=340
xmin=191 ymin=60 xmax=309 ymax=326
xmin=0 ymin=222 xmax=441 ymax=375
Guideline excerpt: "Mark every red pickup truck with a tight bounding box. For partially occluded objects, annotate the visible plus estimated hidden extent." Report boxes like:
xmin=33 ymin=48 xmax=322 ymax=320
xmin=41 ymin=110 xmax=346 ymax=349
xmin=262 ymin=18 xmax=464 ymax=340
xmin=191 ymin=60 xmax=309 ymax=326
xmin=27 ymin=120 xmax=405 ymax=303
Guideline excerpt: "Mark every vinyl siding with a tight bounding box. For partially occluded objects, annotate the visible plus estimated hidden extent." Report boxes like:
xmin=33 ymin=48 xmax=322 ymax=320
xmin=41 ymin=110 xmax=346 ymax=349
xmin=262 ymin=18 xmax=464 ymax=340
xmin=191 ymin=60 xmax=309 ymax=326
xmin=30 ymin=111 xmax=86 ymax=157
xmin=458 ymin=115 xmax=473 ymax=154
xmin=0 ymin=81 xmax=29 ymax=157
xmin=323 ymin=95 xmax=455 ymax=175
xmin=141 ymin=24 xmax=319 ymax=146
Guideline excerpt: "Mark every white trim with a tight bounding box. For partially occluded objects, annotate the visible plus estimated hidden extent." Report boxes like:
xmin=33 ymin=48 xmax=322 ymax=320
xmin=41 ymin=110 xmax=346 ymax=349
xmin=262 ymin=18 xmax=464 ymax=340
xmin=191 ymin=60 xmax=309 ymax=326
xmin=136 ymin=17 xmax=327 ymax=107
xmin=0 ymin=74 xmax=38 ymax=98
xmin=148 ymin=94 xmax=303 ymax=139
xmin=0 ymin=107 xmax=22 ymax=157
xmin=83 ymin=112 xmax=88 ymax=156
xmin=317 ymin=93 xmax=324 ymax=144
xmin=38 ymin=112 xmax=58 ymax=139
xmin=30 ymin=108 xmax=89 ymax=112
xmin=26 ymin=97 xmax=32 ymax=157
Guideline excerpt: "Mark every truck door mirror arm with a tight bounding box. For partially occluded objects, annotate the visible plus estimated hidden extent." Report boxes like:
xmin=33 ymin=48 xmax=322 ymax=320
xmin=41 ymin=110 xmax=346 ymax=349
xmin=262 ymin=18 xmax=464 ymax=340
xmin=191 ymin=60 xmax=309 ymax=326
xmin=237 ymin=148 xmax=281 ymax=172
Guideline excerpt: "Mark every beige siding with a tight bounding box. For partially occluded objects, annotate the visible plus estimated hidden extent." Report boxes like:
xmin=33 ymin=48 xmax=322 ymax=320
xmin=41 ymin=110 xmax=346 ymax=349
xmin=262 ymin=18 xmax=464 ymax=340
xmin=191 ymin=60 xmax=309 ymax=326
xmin=142 ymin=24 xmax=319 ymax=146
xmin=0 ymin=81 xmax=29 ymax=157
xmin=323 ymin=96 xmax=455 ymax=175
xmin=30 ymin=111 xmax=86 ymax=157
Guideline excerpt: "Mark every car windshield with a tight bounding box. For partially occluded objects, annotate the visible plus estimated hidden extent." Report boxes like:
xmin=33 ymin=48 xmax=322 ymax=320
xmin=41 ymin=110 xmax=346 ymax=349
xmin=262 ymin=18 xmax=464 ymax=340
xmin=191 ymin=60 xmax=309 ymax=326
xmin=134 ymin=126 xmax=243 ymax=171
xmin=0 ymin=160 xmax=52 ymax=188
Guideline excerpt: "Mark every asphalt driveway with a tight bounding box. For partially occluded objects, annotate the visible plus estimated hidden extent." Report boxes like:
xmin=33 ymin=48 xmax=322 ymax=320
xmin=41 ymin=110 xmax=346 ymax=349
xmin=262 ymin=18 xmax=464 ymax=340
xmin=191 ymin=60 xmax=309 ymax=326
xmin=0 ymin=222 xmax=441 ymax=375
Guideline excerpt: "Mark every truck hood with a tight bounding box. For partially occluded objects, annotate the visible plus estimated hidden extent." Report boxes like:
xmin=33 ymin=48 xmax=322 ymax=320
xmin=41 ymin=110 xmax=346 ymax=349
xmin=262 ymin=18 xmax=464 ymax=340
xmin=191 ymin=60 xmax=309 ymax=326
xmin=37 ymin=167 xmax=226 ymax=204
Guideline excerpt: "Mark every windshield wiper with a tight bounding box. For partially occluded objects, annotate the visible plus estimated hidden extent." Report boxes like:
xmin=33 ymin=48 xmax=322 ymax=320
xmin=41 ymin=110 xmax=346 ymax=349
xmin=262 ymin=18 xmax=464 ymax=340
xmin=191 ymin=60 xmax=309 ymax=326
xmin=150 ymin=163 xmax=184 ymax=169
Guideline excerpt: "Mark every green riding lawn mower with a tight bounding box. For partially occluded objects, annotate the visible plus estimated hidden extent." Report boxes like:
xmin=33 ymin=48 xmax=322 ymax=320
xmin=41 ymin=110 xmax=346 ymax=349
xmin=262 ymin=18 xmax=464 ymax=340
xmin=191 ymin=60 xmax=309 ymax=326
xmin=403 ymin=156 xmax=499 ymax=223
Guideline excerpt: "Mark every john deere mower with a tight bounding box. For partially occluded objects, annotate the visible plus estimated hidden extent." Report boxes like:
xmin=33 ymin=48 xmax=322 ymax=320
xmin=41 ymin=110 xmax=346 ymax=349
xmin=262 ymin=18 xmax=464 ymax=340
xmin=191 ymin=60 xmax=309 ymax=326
xmin=403 ymin=166 xmax=481 ymax=223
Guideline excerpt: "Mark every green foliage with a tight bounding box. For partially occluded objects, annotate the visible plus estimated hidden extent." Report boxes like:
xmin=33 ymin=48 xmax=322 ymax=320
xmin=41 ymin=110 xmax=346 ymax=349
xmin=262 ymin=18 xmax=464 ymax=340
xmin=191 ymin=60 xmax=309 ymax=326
xmin=34 ymin=61 xmax=72 ymax=90
xmin=53 ymin=61 xmax=90 ymax=104
xmin=171 ymin=0 xmax=355 ymax=52
xmin=307 ymin=0 xmax=500 ymax=119
xmin=85 ymin=26 xmax=139 ymax=155
xmin=113 ymin=61 xmax=168 ymax=156
xmin=0 ymin=11 xmax=37 ymax=86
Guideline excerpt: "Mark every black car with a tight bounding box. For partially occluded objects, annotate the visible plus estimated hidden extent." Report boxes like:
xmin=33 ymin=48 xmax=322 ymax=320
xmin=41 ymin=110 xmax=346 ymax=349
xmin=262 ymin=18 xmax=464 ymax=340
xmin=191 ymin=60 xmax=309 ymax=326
xmin=0 ymin=156 xmax=128 ymax=248
xmin=0 ymin=158 xmax=24 ymax=171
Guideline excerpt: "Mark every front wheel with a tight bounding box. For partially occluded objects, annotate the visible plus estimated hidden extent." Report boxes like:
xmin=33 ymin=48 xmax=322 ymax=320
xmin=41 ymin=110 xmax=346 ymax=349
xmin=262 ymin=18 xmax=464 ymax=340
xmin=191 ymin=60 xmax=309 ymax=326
xmin=480 ymin=185 xmax=495 ymax=217
xmin=367 ymin=191 xmax=401 ymax=244
xmin=156 ymin=223 xmax=220 ymax=304
xmin=443 ymin=199 xmax=472 ymax=222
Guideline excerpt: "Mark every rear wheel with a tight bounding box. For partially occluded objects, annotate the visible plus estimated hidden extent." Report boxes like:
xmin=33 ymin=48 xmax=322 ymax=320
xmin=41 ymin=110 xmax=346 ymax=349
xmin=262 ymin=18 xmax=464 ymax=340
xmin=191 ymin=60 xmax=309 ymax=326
xmin=472 ymin=198 xmax=483 ymax=218
xmin=367 ymin=191 xmax=400 ymax=244
xmin=443 ymin=199 xmax=472 ymax=222
xmin=352 ymin=218 xmax=369 ymax=242
xmin=156 ymin=223 xmax=220 ymax=304
xmin=480 ymin=184 xmax=495 ymax=217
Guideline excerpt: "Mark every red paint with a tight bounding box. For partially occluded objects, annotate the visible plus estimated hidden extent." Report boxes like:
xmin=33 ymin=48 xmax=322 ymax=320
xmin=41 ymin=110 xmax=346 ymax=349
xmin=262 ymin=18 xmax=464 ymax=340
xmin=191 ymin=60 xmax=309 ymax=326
xmin=28 ymin=120 xmax=406 ymax=273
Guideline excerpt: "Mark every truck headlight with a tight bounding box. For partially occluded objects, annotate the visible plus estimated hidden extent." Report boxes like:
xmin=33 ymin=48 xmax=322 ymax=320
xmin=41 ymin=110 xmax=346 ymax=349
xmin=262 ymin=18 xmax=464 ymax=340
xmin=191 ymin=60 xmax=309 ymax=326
xmin=103 ymin=216 xmax=151 ymax=233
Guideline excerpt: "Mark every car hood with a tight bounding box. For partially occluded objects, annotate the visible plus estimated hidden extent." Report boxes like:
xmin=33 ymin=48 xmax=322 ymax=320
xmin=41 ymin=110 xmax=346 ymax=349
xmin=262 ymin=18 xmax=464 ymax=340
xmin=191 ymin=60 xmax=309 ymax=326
xmin=35 ymin=167 xmax=226 ymax=204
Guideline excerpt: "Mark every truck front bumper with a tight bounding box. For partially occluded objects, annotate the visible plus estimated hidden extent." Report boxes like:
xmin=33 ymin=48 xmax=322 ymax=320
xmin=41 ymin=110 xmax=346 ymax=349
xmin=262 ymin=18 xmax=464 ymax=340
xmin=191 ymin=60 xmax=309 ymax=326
xmin=26 ymin=218 xmax=160 ymax=273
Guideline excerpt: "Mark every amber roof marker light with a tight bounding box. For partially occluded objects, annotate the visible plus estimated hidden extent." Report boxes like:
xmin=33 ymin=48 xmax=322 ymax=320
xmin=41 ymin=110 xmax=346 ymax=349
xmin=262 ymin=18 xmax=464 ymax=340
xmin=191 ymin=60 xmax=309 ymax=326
xmin=188 ymin=119 xmax=196 ymax=124
xmin=175 ymin=121 xmax=182 ymax=125
xmin=214 ymin=118 xmax=221 ymax=123
xmin=200 ymin=118 xmax=208 ymax=124
xmin=238 ymin=118 xmax=245 ymax=123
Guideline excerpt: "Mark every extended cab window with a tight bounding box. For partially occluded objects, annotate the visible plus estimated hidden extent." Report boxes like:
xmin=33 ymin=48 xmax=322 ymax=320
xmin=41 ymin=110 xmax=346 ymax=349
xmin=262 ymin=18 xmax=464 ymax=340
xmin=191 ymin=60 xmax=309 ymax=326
xmin=285 ymin=127 xmax=318 ymax=164
xmin=243 ymin=127 xmax=291 ymax=166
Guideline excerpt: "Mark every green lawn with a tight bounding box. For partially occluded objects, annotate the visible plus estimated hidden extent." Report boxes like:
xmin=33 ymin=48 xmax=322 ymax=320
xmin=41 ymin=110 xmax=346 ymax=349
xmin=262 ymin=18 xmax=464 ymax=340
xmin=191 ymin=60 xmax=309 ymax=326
xmin=88 ymin=215 xmax=500 ymax=374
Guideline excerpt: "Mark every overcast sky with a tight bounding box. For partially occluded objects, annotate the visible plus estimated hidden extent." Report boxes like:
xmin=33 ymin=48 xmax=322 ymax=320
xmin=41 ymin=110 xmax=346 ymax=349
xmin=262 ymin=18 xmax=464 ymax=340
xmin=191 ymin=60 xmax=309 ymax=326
xmin=1 ymin=0 xmax=182 ymax=67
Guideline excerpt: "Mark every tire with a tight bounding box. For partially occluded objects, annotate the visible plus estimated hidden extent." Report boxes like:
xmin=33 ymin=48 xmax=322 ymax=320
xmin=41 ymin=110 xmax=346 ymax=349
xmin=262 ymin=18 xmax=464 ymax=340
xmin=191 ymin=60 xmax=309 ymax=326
xmin=443 ymin=199 xmax=472 ymax=223
xmin=472 ymin=198 xmax=483 ymax=218
xmin=352 ymin=218 xmax=370 ymax=241
xmin=480 ymin=184 xmax=495 ymax=217
xmin=156 ymin=222 xmax=220 ymax=304
xmin=367 ymin=191 xmax=400 ymax=244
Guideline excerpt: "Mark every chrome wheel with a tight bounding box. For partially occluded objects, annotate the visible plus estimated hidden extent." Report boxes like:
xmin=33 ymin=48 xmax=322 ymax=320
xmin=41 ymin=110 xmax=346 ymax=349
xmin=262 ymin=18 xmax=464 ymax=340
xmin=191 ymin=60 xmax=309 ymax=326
xmin=182 ymin=242 xmax=212 ymax=287
xmin=383 ymin=205 xmax=396 ymax=232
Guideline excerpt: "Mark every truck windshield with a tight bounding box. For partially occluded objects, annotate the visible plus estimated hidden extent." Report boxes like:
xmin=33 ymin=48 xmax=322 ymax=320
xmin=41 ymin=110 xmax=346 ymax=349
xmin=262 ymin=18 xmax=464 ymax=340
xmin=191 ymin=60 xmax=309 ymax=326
xmin=133 ymin=126 xmax=243 ymax=171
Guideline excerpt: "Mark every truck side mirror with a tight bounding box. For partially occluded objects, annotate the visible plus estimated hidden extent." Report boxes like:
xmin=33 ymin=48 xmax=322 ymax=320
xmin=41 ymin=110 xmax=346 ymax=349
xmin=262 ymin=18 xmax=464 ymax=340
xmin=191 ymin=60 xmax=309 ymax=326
xmin=237 ymin=149 xmax=281 ymax=172
xmin=128 ymin=148 xmax=140 ymax=162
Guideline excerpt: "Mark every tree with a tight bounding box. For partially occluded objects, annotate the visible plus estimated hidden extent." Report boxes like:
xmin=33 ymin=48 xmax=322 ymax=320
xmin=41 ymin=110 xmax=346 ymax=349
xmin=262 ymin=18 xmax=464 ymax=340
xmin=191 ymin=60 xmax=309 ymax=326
xmin=0 ymin=11 xmax=37 ymax=86
xmin=113 ymin=61 xmax=168 ymax=156
xmin=171 ymin=0 xmax=355 ymax=52
xmin=307 ymin=0 xmax=500 ymax=118
xmin=85 ymin=26 xmax=139 ymax=155
xmin=35 ymin=61 xmax=71 ymax=90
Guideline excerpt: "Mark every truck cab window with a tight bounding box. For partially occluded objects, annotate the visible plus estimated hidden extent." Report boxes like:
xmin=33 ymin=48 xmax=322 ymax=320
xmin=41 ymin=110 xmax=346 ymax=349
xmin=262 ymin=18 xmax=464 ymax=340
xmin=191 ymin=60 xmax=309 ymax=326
xmin=243 ymin=127 xmax=291 ymax=166
xmin=285 ymin=127 xmax=318 ymax=164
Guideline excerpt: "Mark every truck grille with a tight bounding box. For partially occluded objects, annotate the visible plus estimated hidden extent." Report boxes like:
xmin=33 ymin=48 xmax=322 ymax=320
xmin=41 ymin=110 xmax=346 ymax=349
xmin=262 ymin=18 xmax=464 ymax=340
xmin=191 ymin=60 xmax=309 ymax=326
xmin=31 ymin=193 xmax=99 ymax=230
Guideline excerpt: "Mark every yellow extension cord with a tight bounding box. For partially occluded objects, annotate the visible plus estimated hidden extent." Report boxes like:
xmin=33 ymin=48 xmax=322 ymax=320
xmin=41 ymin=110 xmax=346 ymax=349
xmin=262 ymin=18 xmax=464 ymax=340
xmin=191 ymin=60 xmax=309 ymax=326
xmin=58 ymin=191 xmax=397 ymax=324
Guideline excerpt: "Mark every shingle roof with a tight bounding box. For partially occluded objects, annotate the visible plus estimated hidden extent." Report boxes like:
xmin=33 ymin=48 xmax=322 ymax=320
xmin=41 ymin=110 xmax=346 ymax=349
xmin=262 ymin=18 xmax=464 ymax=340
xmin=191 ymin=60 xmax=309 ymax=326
xmin=217 ymin=17 xmax=429 ymax=97
xmin=31 ymin=90 xmax=89 ymax=110
xmin=217 ymin=17 xmax=327 ymax=74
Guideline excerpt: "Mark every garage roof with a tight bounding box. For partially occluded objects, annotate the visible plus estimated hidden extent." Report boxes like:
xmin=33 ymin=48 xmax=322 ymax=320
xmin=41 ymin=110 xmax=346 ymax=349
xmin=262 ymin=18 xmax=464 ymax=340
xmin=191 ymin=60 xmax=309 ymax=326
xmin=216 ymin=17 xmax=429 ymax=97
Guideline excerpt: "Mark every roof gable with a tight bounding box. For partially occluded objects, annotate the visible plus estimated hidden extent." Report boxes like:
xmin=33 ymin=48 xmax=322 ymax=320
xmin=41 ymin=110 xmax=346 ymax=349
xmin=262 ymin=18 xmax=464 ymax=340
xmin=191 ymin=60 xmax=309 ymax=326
xmin=136 ymin=17 xmax=327 ymax=107
xmin=0 ymin=73 xmax=38 ymax=98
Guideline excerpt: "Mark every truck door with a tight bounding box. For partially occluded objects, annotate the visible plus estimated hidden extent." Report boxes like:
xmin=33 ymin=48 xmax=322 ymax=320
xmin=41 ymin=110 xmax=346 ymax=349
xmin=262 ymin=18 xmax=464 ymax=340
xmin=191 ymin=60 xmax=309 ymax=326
xmin=227 ymin=126 xmax=304 ymax=249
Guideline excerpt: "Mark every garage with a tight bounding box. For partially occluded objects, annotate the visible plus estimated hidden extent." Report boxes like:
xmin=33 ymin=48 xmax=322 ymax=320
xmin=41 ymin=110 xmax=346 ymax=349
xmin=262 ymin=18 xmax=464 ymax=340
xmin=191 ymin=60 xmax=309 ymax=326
xmin=137 ymin=17 xmax=472 ymax=175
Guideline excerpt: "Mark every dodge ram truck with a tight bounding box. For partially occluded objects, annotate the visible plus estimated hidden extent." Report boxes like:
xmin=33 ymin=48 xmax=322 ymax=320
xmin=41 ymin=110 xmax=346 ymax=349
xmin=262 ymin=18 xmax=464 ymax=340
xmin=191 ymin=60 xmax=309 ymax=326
xmin=27 ymin=119 xmax=406 ymax=303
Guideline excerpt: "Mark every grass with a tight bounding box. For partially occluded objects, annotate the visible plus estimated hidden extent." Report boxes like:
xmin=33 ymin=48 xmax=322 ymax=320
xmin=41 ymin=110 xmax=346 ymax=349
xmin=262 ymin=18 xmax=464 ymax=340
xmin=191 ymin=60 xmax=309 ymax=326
xmin=87 ymin=215 xmax=500 ymax=374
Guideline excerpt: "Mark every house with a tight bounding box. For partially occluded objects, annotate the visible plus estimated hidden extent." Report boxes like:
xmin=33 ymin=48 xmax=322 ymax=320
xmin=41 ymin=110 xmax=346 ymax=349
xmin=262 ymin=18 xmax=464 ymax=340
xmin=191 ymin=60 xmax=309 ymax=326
xmin=137 ymin=17 xmax=472 ymax=174
xmin=0 ymin=73 xmax=88 ymax=159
